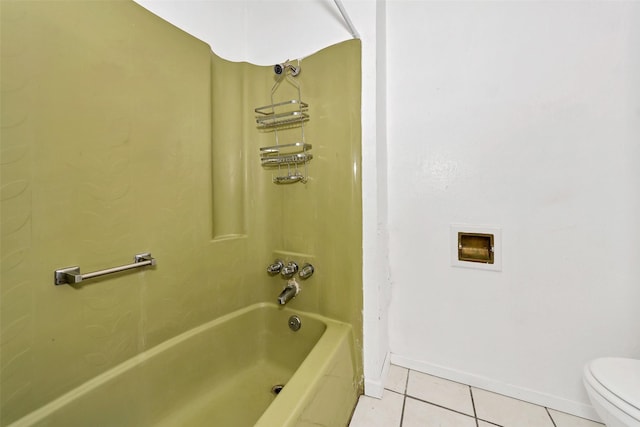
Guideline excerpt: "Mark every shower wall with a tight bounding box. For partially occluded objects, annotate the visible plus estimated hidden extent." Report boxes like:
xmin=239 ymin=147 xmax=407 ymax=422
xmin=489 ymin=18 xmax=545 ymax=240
xmin=0 ymin=1 xmax=362 ymax=424
xmin=210 ymin=40 xmax=363 ymax=335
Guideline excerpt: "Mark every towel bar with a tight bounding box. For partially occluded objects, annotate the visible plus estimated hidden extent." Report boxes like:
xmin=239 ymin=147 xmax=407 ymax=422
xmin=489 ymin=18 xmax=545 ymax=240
xmin=54 ymin=253 xmax=156 ymax=286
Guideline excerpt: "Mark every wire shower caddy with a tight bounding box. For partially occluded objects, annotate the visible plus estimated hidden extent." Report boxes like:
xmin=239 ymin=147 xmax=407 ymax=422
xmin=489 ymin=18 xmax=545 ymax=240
xmin=255 ymin=60 xmax=312 ymax=184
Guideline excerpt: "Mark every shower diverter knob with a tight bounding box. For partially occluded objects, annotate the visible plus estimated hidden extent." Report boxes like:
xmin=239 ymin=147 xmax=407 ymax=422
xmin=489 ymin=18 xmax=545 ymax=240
xmin=299 ymin=264 xmax=314 ymax=279
xmin=280 ymin=261 xmax=298 ymax=278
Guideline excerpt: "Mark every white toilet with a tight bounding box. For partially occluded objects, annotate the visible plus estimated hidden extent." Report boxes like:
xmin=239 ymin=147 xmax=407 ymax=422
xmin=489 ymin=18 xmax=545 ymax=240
xmin=583 ymin=357 xmax=640 ymax=427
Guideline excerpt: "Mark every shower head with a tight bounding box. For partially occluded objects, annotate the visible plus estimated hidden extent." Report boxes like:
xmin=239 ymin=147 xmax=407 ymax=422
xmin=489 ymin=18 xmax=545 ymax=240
xmin=274 ymin=61 xmax=300 ymax=77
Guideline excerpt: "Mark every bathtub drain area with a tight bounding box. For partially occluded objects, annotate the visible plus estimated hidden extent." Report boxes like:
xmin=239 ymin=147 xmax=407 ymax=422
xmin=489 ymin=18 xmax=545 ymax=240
xmin=271 ymin=384 xmax=285 ymax=395
xmin=288 ymin=315 xmax=301 ymax=331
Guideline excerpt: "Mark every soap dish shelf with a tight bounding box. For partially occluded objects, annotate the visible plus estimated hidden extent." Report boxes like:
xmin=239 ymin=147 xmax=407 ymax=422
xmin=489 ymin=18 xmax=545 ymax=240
xmin=260 ymin=143 xmax=312 ymax=184
xmin=260 ymin=142 xmax=312 ymax=166
xmin=255 ymin=100 xmax=309 ymax=129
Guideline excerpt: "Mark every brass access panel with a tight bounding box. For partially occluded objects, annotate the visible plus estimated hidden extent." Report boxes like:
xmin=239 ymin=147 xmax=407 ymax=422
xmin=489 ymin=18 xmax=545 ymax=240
xmin=458 ymin=233 xmax=494 ymax=264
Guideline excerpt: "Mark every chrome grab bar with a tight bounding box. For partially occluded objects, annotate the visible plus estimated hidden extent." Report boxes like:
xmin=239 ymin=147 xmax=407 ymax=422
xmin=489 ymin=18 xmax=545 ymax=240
xmin=54 ymin=253 xmax=156 ymax=286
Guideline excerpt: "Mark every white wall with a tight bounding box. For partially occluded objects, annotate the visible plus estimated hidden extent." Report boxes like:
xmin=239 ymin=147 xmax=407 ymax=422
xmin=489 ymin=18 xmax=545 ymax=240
xmin=387 ymin=0 xmax=640 ymax=420
xmin=134 ymin=0 xmax=392 ymax=397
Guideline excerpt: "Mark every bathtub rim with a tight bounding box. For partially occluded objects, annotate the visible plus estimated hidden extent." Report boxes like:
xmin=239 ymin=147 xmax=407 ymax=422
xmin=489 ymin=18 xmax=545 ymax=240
xmin=7 ymin=302 xmax=354 ymax=427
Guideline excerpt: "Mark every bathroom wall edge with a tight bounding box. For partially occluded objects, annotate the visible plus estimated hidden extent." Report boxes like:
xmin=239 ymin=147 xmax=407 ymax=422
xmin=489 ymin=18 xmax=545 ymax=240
xmin=364 ymin=351 xmax=391 ymax=398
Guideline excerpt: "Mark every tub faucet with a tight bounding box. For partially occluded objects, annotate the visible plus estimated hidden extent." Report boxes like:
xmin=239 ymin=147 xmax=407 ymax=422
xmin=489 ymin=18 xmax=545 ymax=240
xmin=278 ymin=279 xmax=300 ymax=305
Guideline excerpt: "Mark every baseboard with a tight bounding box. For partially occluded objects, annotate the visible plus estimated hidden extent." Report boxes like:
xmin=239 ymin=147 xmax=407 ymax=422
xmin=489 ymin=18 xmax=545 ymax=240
xmin=390 ymin=354 xmax=600 ymax=422
xmin=364 ymin=351 xmax=391 ymax=398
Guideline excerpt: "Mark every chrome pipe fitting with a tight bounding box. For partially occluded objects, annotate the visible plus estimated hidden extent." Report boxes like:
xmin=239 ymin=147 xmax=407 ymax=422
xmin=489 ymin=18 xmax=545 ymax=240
xmin=280 ymin=261 xmax=298 ymax=278
xmin=299 ymin=263 xmax=314 ymax=279
xmin=274 ymin=61 xmax=300 ymax=77
xmin=267 ymin=259 xmax=284 ymax=275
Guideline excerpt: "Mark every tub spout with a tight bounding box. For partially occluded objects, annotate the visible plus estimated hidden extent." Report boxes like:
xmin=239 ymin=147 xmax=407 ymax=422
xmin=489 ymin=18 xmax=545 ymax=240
xmin=278 ymin=279 xmax=300 ymax=305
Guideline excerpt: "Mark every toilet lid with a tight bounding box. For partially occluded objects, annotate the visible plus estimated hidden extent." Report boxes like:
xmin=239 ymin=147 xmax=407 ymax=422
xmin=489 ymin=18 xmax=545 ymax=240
xmin=589 ymin=358 xmax=640 ymax=411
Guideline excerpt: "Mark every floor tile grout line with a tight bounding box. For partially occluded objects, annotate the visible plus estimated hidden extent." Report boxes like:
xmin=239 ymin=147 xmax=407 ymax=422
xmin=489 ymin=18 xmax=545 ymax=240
xmin=469 ymin=386 xmax=479 ymax=427
xmin=384 ymin=388 xmax=405 ymax=397
xmin=404 ymin=368 xmax=410 ymax=394
xmin=381 ymin=368 xmax=410 ymax=397
xmin=399 ymin=394 xmax=407 ymax=427
xmin=405 ymin=395 xmax=477 ymax=421
xmin=477 ymin=420 xmax=504 ymax=427
xmin=545 ymin=407 xmax=558 ymax=427
xmin=399 ymin=369 xmax=410 ymax=427
xmin=404 ymin=368 xmax=478 ymax=421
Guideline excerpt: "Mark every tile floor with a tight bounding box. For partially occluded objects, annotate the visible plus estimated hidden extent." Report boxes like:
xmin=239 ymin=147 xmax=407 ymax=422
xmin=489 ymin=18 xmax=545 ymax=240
xmin=349 ymin=365 xmax=604 ymax=427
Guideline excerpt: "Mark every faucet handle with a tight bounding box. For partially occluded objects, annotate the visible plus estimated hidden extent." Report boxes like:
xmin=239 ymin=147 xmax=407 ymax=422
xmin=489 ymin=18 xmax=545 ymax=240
xmin=281 ymin=261 xmax=298 ymax=278
xmin=299 ymin=263 xmax=314 ymax=279
xmin=267 ymin=259 xmax=284 ymax=274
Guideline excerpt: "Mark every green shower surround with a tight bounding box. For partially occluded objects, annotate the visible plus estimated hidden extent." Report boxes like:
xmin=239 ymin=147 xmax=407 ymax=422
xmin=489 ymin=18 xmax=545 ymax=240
xmin=0 ymin=1 xmax=362 ymax=425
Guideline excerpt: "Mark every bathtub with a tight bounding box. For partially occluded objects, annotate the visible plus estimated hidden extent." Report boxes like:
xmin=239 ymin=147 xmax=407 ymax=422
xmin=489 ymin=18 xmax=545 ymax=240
xmin=9 ymin=303 xmax=361 ymax=427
